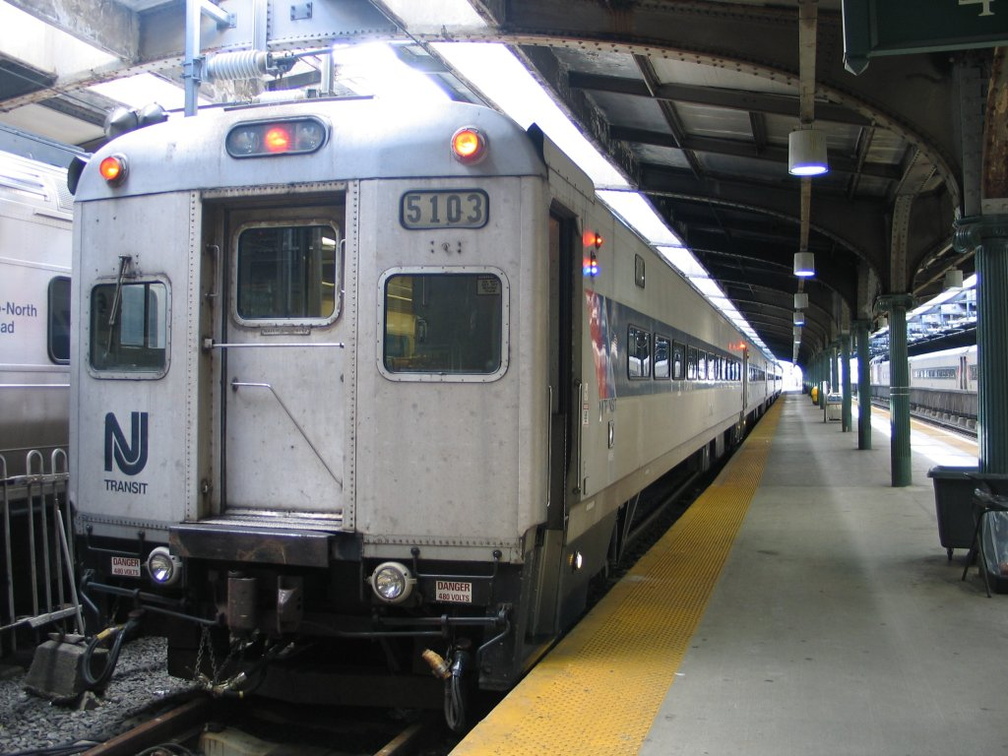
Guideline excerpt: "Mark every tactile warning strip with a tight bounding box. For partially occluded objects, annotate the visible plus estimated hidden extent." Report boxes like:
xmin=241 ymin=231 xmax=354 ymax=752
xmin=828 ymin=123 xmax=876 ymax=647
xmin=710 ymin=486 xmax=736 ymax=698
xmin=452 ymin=400 xmax=783 ymax=755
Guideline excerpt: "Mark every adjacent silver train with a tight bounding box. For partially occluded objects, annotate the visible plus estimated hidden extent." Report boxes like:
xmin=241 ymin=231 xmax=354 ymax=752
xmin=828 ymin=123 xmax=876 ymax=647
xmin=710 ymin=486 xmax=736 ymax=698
xmin=869 ymin=344 xmax=978 ymax=426
xmin=870 ymin=344 xmax=977 ymax=391
xmin=69 ymin=96 xmax=780 ymax=725
xmin=0 ymin=139 xmax=74 ymax=481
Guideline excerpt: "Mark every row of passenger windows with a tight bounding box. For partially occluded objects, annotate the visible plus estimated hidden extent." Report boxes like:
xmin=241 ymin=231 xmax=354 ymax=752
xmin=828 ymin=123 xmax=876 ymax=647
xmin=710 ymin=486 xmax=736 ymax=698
xmin=912 ymin=366 xmax=978 ymax=381
xmin=627 ymin=325 xmax=742 ymax=383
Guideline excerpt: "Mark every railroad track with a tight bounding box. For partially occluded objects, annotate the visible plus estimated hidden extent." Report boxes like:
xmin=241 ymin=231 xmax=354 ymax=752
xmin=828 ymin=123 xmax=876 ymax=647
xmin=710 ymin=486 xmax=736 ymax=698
xmin=81 ymin=695 xmax=444 ymax=756
xmin=869 ymin=398 xmax=978 ymax=439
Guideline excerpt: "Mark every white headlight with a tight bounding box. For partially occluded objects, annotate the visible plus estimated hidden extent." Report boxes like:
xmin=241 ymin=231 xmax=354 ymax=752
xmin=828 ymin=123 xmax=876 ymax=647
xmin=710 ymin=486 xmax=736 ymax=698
xmin=368 ymin=561 xmax=416 ymax=604
xmin=146 ymin=546 xmax=182 ymax=587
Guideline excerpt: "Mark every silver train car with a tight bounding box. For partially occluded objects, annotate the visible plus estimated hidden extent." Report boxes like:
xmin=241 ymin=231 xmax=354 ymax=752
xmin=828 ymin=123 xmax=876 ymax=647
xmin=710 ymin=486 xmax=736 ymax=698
xmin=0 ymin=142 xmax=74 ymax=481
xmin=69 ymin=97 xmax=779 ymax=723
xmin=871 ymin=344 xmax=977 ymax=392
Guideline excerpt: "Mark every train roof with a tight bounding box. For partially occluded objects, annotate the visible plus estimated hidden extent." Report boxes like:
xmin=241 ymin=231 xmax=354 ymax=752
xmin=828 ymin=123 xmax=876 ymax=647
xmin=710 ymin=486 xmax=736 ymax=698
xmin=73 ymin=97 xmax=549 ymax=202
xmin=0 ymin=149 xmax=74 ymax=217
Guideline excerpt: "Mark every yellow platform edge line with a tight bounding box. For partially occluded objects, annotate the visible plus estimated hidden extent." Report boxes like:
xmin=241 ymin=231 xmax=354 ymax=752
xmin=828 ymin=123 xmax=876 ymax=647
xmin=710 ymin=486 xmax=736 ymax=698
xmin=452 ymin=400 xmax=784 ymax=756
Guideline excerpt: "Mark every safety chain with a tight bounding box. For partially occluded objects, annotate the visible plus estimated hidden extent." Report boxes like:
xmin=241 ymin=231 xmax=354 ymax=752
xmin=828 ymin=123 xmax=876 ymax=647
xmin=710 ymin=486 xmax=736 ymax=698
xmin=195 ymin=625 xmax=220 ymax=684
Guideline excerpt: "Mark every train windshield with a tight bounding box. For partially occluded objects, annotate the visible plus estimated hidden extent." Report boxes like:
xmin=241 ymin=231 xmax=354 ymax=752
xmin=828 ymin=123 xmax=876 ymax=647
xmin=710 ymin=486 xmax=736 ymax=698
xmin=383 ymin=272 xmax=503 ymax=376
xmin=90 ymin=281 xmax=168 ymax=374
xmin=236 ymin=224 xmax=339 ymax=321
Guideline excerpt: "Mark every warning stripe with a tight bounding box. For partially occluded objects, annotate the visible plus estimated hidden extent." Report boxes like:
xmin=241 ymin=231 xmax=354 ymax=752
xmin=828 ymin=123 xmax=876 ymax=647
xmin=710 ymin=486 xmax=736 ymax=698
xmin=452 ymin=399 xmax=783 ymax=755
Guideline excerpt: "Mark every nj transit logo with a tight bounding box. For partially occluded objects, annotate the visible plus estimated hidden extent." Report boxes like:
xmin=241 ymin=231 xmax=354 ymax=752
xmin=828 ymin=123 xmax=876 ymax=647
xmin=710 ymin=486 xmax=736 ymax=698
xmin=104 ymin=412 xmax=149 ymax=476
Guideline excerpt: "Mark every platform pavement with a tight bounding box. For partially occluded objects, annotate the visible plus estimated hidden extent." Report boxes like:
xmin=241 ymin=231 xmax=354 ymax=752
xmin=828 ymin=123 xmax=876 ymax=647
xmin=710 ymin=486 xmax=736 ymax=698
xmin=639 ymin=391 xmax=1008 ymax=755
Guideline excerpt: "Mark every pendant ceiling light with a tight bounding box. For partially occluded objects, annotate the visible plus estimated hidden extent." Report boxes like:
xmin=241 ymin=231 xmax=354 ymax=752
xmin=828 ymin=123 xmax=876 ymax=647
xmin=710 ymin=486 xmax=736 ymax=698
xmin=788 ymin=128 xmax=829 ymax=176
xmin=794 ymin=251 xmax=815 ymax=277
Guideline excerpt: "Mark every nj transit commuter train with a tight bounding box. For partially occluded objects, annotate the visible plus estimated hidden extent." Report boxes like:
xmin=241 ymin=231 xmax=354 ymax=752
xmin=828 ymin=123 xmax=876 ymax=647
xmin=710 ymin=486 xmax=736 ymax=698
xmin=0 ymin=141 xmax=73 ymax=480
xmin=69 ymin=96 xmax=780 ymax=727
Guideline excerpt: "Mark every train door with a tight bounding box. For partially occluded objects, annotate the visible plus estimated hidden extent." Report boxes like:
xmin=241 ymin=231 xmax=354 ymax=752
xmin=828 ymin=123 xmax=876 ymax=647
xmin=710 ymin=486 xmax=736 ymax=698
xmin=548 ymin=209 xmax=579 ymax=529
xmin=742 ymin=349 xmax=750 ymax=409
xmin=213 ymin=202 xmax=349 ymax=520
xmin=528 ymin=209 xmax=580 ymax=637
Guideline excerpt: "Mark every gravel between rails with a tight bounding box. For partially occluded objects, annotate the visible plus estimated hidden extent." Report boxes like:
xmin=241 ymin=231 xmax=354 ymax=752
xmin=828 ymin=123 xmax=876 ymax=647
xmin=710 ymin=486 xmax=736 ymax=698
xmin=0 ymin=636 xmax=198 ymax=756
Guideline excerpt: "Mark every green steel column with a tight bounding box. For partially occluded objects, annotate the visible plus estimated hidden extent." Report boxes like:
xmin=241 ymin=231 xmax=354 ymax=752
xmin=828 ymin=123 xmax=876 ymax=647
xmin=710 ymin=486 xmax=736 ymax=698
xmin=818 ymin=353 xmax=826 ymax=411
xmin=955 ymin=215 xmax=1008 ymax=474
xmin=831 ymin=345 xmax=840 ymax=396
xmin=841 ymin=333 xmax=853 ymax=433
xmin=855 ymin=319 xmax=872 ymax=450
xmin=880 ymin=294 xmax=914 ymax=486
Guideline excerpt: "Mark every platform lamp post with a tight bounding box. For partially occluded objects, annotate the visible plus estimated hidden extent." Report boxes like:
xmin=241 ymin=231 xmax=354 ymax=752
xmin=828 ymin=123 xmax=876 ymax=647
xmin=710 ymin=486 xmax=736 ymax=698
xmin=878 ymin=293 xmax=914 ymax=486
xmin=954 ymin=215 xmax=1008 ymax=474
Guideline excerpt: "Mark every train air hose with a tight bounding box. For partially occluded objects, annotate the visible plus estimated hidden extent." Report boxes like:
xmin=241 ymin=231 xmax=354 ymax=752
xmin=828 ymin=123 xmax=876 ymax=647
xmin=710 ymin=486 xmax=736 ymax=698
xmin=80 ymin=610 xmax=143 ymax=691
xmin=423 ymin=644 xmax=473 ymax=733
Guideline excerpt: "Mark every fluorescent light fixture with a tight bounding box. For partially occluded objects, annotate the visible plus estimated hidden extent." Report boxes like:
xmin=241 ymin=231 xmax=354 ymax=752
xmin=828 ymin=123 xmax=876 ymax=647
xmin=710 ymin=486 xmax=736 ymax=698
xmin=374 ymin=0 xmax=487 ymax=29
xmin=597 ymin=190 xmax=684 ymax=247
xmin=794 ymin=292 xmax=809 ymax=309
xmin=793 ymin=311 xmax=805 ymax=326
xmin=434 ymin=43 xmax=629 ymax=189
xmin=794 ymin=251 xmax=815 ymax=277
xmin=331 ymin=43 xmax=450 ymax=102
xmin=788 ymin=128 xmax=828 ymax=176
xmin=658 ymin=246 xmax=707 ymax=277
xmin=3 ymin=2 xmax=117 ymax=73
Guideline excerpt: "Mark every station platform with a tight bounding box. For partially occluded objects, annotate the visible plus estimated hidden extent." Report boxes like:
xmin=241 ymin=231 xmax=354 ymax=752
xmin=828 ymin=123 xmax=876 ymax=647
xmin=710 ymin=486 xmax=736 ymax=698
xmin=452 ymin=391 xmax=1008 ymax=755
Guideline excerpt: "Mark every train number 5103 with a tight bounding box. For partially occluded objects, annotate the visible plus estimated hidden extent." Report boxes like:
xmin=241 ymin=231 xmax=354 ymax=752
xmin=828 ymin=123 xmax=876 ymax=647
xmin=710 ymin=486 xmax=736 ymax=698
xmin=400 ymin=189 xmax=489 ymax=230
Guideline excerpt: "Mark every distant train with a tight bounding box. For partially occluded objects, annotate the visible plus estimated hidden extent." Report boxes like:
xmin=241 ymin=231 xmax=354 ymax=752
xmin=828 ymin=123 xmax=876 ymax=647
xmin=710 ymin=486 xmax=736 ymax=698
xmin=874 ymin=342 xmax=975 ymax=391
xmin=69 ymin=96 xmax=780 ymax=727
xmin=0 ymin=139 xmax=75 ymax=480
xmin=870 ymin=345 xmax=977 ymax=391
xmin=869 ymin=344 xmax=977 ymax=425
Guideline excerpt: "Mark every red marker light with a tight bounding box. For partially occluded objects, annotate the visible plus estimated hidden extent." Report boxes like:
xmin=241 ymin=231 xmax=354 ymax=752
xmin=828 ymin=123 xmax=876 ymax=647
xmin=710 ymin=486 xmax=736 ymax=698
xmin=582 ymin=230 xmax=603 ymax=249
xmin=99 ymin=155 xmax=127 ymax=185
xmin=451 ymin=127 xmax=487 ymax=164
xmin=226 ymin=118 xmax=327 ymax=158
xmin=263 ymin=126 xmax=292 ymax=153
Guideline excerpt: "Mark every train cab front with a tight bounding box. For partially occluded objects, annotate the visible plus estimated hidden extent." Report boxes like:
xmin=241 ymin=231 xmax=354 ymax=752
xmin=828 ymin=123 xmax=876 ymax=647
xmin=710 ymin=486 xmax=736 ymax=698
xmin=114 ymin=522 xmax=519 ymax=728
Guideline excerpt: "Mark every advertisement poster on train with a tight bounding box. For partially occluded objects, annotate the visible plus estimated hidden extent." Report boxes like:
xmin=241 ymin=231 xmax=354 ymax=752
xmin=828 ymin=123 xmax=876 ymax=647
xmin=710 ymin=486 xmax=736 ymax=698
xmin=586 ymin=290 xmax=616 ymax=400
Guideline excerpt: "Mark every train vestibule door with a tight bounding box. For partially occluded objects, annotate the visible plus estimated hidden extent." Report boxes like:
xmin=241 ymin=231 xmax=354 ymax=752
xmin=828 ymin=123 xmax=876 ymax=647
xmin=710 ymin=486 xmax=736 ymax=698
xmin=213 ymin=205 xmax=348 ymax=522
xmin=529 ymin=210 xmax=580 ymax=637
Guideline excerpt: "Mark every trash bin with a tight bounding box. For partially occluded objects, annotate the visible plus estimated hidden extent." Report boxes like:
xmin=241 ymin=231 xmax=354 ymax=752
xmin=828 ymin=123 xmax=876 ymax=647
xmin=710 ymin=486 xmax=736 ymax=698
xmin=825 ymin=393 xmax=842 ymax=421
xmin=927 ymin=466 xmax=980 ymax=559
xmin=927 ymin=467 xmax=1008 ymax=560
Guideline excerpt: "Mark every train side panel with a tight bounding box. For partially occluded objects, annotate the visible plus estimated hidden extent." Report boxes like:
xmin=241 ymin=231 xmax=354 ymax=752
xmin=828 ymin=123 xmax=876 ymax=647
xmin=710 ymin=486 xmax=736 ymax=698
xmin=70 ymin=192 xmax=201 ymax=538
xmin=0 ymin=152 xmax=72 ymax=477
xmin=353 ymin=175 xmax=548 ymax=559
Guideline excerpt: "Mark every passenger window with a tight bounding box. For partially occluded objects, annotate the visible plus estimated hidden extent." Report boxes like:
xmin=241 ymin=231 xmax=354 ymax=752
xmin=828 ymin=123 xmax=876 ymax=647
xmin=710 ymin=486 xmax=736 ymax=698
xmin=654 ymin=335 xmax=670 ymax=379
xmin=90 ymin=281 xmax=168 ymax=375
xmin=671 ymin=341 xmax=685 ymax=381
xmin=236 ymin=224 xmax=339 ymax=322
xmin=383 ymin=272 xmax=504 ymax=377
xmin=687 ymin=346 xmax=698 ymax=381
xmin=628 ymin=326 xmax=651 ymax=379
xmin=48 ymin=276 xmax=70 ymax=364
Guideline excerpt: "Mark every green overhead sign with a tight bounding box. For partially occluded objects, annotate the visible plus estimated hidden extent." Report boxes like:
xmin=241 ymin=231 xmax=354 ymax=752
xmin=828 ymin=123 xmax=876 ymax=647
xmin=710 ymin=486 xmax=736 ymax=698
xmin=843 ymin=0 xmax=1008 ymax=74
